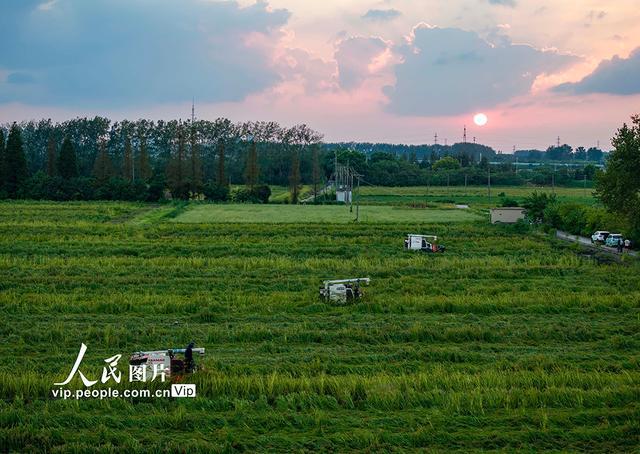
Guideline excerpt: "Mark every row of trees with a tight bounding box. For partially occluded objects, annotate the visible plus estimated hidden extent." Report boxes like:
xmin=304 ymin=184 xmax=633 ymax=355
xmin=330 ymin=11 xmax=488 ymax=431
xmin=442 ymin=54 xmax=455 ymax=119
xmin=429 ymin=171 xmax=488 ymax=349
xmin=327 ymin=141 xmax=607 ymax=164
xmin=0 ymin=118 xmax=323 ymax=202
xmin=329 ymin=149 xmax=598 ymax=187
xmin=0 ymin=117 xmax=618 ymax=203
xmin=514 ymin=145 xmax=605 ymax=163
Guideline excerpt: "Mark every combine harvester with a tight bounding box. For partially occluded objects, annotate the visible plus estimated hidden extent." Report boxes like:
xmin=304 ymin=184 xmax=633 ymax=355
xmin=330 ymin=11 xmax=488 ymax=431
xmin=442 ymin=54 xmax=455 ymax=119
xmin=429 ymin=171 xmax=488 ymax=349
xmin=320 ymin=278 xmax=370 ymax=304
xmin=404 ymin=234 xmax=445 ymax=253
xmin=129 ymin=346 xmax=205 ymax=377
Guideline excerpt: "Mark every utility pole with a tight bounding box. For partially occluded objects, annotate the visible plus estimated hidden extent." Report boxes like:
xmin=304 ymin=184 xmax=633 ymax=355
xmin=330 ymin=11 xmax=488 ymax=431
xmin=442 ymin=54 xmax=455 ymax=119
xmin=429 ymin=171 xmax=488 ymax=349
xmin=463 ymin=125 xmax=467 ymax=143
xmin=434 ymin=133 xmax=438 ymax=145
xmin=488 ymin=162 xmax=491 ymax=204
xmin=473 ymin=136 xmax=476 ymax=144
xmin=354 ymin=174 xmax=361 ymax=222
xmin=557 ymin=136 xmax=561 ymax=147
xmin=334 ymin=148 xmax=338 ymax=194
xmin=349 ymin=165 xmax=354 ymax=213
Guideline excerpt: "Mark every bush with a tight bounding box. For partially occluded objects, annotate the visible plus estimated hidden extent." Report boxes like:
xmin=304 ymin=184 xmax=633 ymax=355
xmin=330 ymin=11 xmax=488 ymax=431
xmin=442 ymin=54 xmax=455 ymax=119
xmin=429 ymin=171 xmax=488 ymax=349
xmin=19 ymin=173 xmax=95 ymax=201
xmin=501 ymin=198 xmax=520 ymax=207
xmin=203 ymin=183 xmax=230 ymax=202
xmin=230 ymin=185 xmax=271 ymax=203
xmin=94 ymin=178 xmax=148 ymax=201
xmin=540 ymin=201 xmax=632 ymax=239
xmin=523 ymin=191 xmax=557 ymax=223
xmin=252 ymin=185 xmax=271 ymax=204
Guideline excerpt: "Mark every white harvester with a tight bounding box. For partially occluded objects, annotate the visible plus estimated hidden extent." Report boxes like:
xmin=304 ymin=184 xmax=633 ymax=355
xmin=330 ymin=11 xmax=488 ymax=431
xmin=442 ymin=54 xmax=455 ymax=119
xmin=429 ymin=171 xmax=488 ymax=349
xmin=404 ymin=234 xmax=445 ymax=253
xmin=129 ymin=347 xmax=205 ymax=377
xmin=319 ymin=278 xmax=370 ymax=304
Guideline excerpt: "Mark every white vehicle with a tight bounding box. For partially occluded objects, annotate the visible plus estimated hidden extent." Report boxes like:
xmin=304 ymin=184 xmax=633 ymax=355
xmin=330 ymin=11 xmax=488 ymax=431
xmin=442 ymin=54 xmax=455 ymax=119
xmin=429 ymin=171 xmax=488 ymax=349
xmin=319 ymin=278 xmax=370 ymax=304
xmin=605 ymin=234 xmax=624 ymax=248
xmin=591 ymin=231 xmax=610 ymax=243
xmin=404 ymin=234 xmax=445 ymax=253
xmin=129 ymin=347 xmax=204 ymax=376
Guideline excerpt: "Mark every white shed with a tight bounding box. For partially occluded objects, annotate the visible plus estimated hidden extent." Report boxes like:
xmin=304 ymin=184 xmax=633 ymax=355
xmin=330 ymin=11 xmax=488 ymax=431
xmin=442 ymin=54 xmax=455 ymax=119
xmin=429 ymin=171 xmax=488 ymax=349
xmin=490 ymin=207 xmax=526 ymax=224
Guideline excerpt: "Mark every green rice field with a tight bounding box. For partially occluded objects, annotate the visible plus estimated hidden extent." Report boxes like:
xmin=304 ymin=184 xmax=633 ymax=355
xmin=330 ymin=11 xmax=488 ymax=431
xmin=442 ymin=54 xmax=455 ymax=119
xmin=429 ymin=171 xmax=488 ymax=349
xmin=357 ymin=185 xmax=597 ymax=207
xmin=1 ymin=200 xmax=638 ymax=452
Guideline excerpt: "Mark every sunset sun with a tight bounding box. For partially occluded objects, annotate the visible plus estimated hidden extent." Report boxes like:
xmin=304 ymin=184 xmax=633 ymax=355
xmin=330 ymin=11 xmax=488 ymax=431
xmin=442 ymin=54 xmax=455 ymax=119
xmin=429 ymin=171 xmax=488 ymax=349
xmin=474 ymin=113 xmax=488 ymax=126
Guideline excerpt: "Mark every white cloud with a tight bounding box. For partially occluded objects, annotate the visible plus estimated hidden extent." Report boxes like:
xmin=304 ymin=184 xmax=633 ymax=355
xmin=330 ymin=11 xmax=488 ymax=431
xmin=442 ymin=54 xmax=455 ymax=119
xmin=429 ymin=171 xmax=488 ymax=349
xmin=554 ymin=48 xmax=640 ymax=95
xmin=384 ymin=25 xmax=578 ymax=116
xmin=334 ymin=37 xmax=391 ymax=90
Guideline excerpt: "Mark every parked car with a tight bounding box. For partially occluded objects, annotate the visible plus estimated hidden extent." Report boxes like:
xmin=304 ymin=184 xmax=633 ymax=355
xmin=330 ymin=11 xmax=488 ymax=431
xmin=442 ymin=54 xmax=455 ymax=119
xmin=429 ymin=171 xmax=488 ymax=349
xmin=605 ymin=234 xmax=624 ymax=247
xmin=591 ymin=231 xmax=610 ymax=243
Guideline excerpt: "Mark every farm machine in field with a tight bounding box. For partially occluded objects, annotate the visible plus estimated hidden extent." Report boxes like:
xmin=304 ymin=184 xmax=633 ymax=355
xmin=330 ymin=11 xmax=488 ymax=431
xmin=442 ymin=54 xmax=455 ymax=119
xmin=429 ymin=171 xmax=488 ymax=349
xmin=320 ymin=278 xmax=370 ymax=304
xmin=404 ymin=234 xmax=445 ymax=253
xmin=129 ymin=346 xmax=204 ymax=377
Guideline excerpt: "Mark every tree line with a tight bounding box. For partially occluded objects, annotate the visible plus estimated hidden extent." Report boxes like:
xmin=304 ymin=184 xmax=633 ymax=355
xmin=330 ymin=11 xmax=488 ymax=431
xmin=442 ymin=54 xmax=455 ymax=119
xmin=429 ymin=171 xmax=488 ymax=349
xmin=0 ymin=118 xmax=323 ymax=202
xmin=327 ymin=141 xmax=607 ymax=164
xmin=0 ymin=117 xmax=610 ymax=203
xmin=328 ymin=147 xmax=599 ymax=188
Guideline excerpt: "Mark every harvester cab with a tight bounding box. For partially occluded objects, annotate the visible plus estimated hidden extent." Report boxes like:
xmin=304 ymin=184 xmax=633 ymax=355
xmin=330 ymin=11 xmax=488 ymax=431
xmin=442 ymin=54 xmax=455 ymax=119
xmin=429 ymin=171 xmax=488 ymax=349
xmin=129 ymin=347 xmax=205 ymax=377
xmin=405 ymin=234 xmax=445 ymax=253
xmin=320 ymin=278 xmax=370 ymax=304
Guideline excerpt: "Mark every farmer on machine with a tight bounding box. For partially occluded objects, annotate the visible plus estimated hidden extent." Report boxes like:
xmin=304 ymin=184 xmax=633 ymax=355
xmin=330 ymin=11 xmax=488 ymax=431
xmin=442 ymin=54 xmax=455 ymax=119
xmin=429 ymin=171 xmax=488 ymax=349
xmin=185 ymin=341 xmax=195 ymax=372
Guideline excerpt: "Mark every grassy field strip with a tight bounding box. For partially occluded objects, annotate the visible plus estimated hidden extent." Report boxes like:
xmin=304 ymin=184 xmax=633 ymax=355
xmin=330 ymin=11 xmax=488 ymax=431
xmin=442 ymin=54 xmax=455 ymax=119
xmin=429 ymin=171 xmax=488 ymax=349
xmin=172 ymin=203 xmax=483 ymax=223
xmin=357 ymin=185 xmax=597 ymax=207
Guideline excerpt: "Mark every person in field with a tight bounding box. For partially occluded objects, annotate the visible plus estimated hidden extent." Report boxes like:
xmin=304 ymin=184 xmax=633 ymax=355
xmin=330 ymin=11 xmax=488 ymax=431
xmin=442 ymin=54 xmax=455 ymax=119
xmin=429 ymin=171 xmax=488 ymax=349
xmin=185 ymin=342 xmax=194 ymax=372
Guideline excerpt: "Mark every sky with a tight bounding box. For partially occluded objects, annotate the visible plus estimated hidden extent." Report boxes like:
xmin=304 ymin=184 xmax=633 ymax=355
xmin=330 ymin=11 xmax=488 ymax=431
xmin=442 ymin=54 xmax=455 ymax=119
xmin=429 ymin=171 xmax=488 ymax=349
xmin=1 ymin=0 xmax=639 ymax=151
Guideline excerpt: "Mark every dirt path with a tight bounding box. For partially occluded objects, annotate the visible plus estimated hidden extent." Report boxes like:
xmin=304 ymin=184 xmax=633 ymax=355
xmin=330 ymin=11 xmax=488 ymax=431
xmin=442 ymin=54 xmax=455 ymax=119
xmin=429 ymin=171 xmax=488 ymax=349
xmin=555 ymin=230 xmax=637 ymax=257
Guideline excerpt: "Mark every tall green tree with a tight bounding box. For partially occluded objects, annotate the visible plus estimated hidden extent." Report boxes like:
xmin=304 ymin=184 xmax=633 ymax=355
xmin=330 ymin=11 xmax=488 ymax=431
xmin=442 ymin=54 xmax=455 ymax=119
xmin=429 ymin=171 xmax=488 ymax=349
xmin=596 ymin=115 xmax=640 ymax=238
xmin=166 ymin=123 xmax=187 ymax=196
xmin=432 ymin=156 xmax=460 ymax=171
xmin=311 ymin=144 xmax=321 ymax=202
xmin=244 ymin=140 xmax=259 ymax=189
xmin=289 ymin=148 xmax=301 ymax=203
xmin=189 ymin=122 xmax=202 ymax=189
xmin=4 ymin=123 xmax=28 ymax=197
xmin=46 ymin=135 xmax=57 ymax=177
xmin=123 ymin=134 xmax=134 ymax=181
xmin=0 ymin=128 xmax=5 ymax=190
xmin=93 ymin=141 xmax=114 ymax=184
xmin=137 ymin=133 xmax=152 ymax=181
xmin=57 ymin=136 xmax=78 ymax=179
xmin=216 ymin=140 xmax=227 ymax=186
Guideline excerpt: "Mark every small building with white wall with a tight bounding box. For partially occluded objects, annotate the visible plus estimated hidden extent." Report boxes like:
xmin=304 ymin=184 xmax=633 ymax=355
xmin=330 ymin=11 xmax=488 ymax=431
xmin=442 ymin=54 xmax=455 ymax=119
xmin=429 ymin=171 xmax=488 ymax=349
xmin=490 ymin=207 xmax=526 ymax=224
